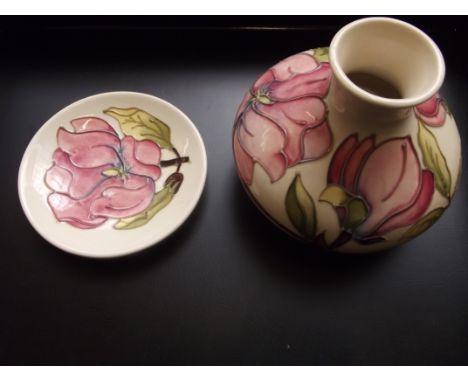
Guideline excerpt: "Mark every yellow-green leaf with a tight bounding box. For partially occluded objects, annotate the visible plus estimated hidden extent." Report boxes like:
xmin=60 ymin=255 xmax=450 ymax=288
xmin=114 ymin=186 xmax=174 ymax=230
xmin=256 ymin=94 xmax=273 ymax=105
xmin=102 ymin=168 xmax=121 ymax=177
xmin=344 ymin=198 xmax=368 ymax=231
xmin=400 ymin=207 xmax=445 ymax=242
xmin=319 ymin=184 xmax=352 ymax=207
xmin=418 ymin=120 xmax=451 ymax=198
xmin=285 ymin=174 xmax=316 ymax=239
xmin=104 ymin=107 xmax=173 ymax=149
xmin=313 ymin=47 xmax=329 ymax=63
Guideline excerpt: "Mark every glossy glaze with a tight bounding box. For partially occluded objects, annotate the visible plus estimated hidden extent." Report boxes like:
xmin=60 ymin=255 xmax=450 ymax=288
xmin=233 ymin=18 xmax=462 ymax=253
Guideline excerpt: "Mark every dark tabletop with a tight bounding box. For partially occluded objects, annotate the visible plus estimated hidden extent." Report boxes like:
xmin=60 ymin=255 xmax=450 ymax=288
xmin=1 ymin=16 xmax=467 ymax=365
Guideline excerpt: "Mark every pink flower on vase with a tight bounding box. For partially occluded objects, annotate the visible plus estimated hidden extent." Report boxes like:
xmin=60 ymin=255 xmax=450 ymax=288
xmin=233 ymin=52 xmax=333 ymax=185
xmin=45 ymin=117 xmax=161 ymax=229
xmin=327 ymin=134 xmax=435 ymax=242
xmin=415 ymin=93 xmax=447 ymax=127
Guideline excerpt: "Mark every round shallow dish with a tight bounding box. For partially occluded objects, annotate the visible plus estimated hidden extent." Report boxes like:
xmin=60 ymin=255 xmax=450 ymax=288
xmin=18 ymin=91 xmax=207 ymax=258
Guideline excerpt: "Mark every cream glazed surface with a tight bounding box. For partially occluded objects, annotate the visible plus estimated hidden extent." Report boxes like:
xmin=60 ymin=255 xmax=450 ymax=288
xmin=18 ymin=92 xmax=207 ymax=258
xmin=233 ymin=18 xmax=462 ymax=253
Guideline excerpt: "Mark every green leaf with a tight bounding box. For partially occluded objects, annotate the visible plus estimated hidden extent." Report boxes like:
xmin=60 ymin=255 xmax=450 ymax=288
xmin=285 ymin=174 xmax=317 ymax=239
xmin=400 ymin=207 xmax=445 ymax=242
xmin=418 ymin=120 xmax=452 ymax=198
xmin=319 ymin=184 xmax=352 ymax=207
xmin=319 ymin=185 xmax=369 ymax=232
xmin=313 ymin=47 xmax=329 ymax=63
xmin=344 ymin=198 xmax=368 ymax=231
xmin=113 ymin=187 xmax=173 ymax=230
xmin=113 ymin=173 xmax=183 ymax=230
xmin=104 ymin=107 xmax=173 ymax=149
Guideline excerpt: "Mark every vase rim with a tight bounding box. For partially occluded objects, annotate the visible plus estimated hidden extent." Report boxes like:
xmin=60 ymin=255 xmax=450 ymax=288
xmin=329 ymin=17 xmax=445 ymax=108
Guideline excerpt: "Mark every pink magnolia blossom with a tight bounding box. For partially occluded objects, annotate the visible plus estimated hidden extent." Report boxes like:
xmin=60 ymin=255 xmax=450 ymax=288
xmin=328 ymin=134 xmax=435 ymax=241
xmin=233 ymin=52 xmax=333 ymax=184
xmin=415 ymin=93 xmax=446 ymax=127
xmin=45 ymin=117 xmax=161 ymax=228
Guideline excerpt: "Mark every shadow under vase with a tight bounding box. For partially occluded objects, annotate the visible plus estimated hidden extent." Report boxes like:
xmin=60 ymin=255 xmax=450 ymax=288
xmin=228 ymin=166 xmax=398 ymax=287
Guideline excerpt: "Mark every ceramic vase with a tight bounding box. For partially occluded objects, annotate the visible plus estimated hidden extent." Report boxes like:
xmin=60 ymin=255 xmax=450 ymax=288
xmin=232 ymin=17 xmax=462 ymax=253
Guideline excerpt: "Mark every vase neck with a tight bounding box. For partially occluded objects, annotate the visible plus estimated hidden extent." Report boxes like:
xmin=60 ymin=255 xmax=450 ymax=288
xmin=328 ymin=17 xmax=444 ymax=126
xmin=328 ymin=76 xmax=411 ymax=125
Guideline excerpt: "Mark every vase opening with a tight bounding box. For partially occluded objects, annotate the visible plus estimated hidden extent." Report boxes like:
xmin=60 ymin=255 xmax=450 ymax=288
xmin=329 ymin=17 xmax=445 ymax=108
xmin=346 ymin=71 xmax=403 ymax=99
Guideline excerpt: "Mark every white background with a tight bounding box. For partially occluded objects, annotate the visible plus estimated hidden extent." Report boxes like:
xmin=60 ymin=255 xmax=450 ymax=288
xmin=0 ymin=0 xmax=467 ymax=15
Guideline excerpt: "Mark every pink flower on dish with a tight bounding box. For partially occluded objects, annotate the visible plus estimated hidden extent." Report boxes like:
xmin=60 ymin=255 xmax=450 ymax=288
xmin=415 ymin=93 xmax=447 ymax=127
xmin=327 ymin=134 xmax=435 ymax=242
xmin=45 ymin=117 xmax=161 ymax=229
xmin=233 ymin=52 xmax=333 ymax=185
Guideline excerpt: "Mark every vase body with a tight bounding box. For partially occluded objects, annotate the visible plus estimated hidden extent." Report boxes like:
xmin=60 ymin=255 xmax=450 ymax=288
xmin=232 ymin=18 xmax=462 ymax=253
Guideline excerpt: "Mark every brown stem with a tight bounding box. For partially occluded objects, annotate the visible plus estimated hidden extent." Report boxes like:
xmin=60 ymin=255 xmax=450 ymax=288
xmin=160 ymin=156 xmax=189 ymax=167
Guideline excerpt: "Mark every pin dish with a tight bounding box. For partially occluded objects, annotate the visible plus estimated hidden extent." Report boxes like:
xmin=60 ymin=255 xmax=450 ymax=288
xmin=18 ymin=92 xmax=207 ymax=258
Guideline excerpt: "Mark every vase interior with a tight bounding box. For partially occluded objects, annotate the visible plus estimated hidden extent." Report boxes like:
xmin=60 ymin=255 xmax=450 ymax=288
xmin=330 ymin=17 xmax=445 ymax=107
